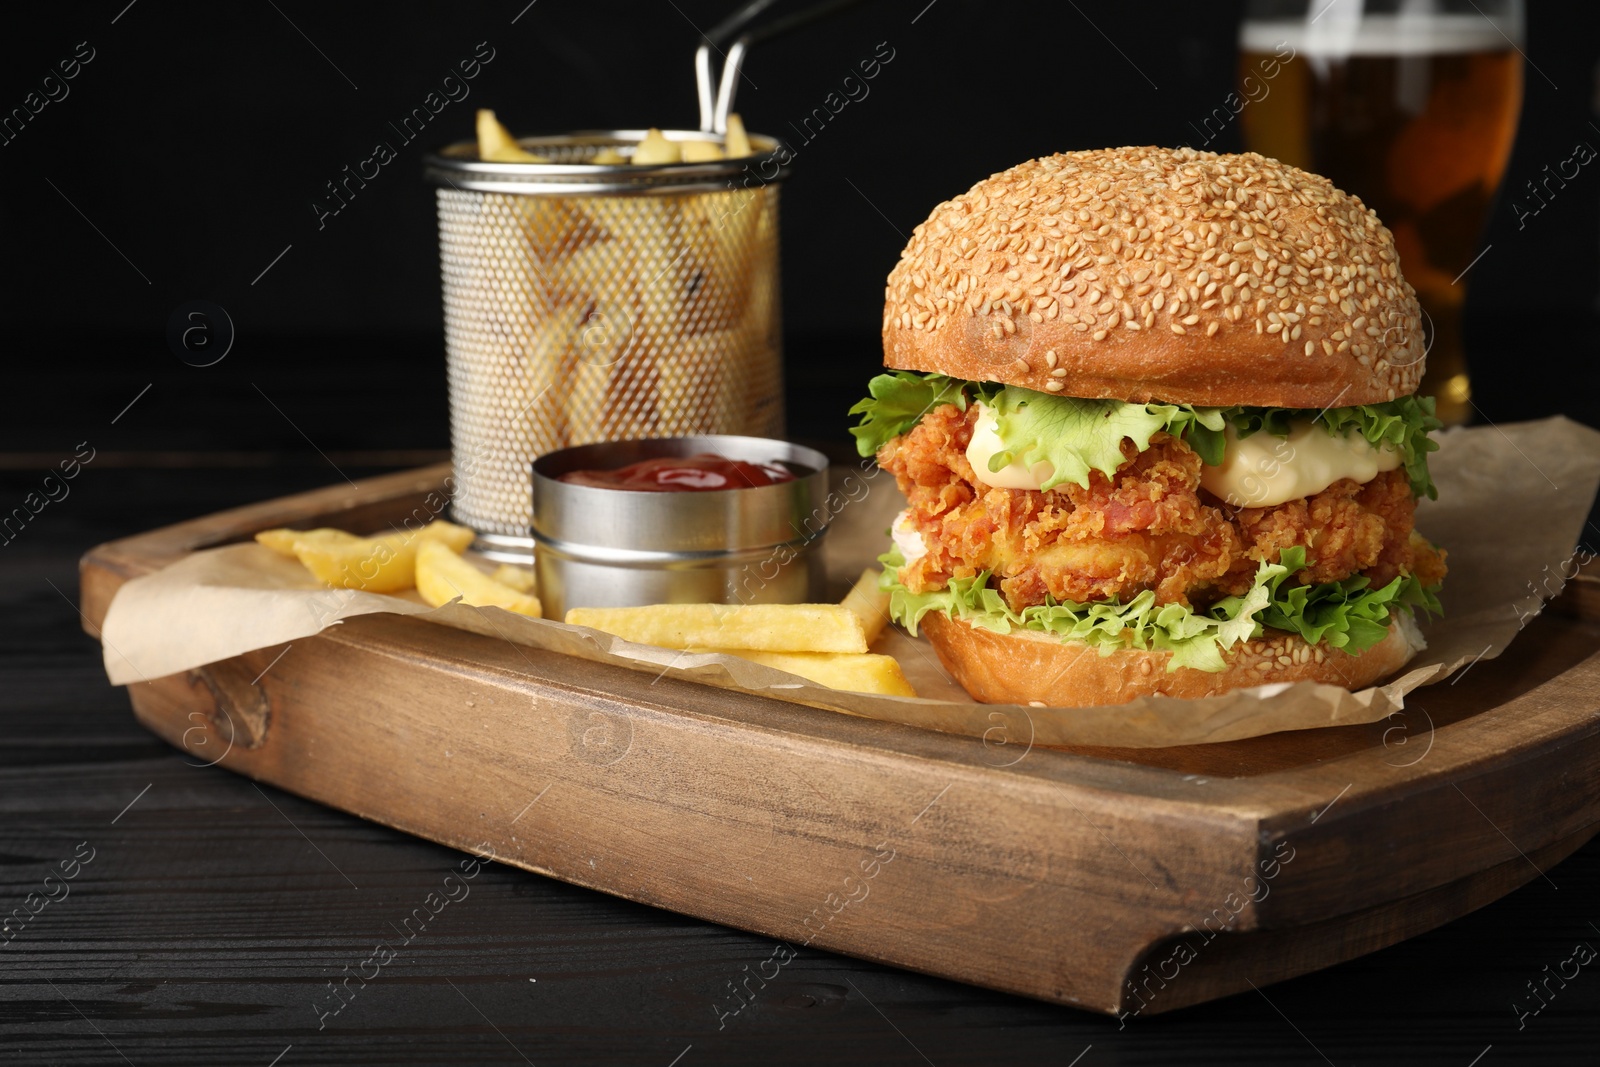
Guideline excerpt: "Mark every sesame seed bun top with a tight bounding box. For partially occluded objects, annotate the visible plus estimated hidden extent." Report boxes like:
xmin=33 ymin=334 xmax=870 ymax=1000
xmin=882 ymin=146 xmax=1426 ymax=408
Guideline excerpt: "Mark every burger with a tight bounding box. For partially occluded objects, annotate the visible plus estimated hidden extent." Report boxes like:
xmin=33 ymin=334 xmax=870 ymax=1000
xmin=851 ymin=146 xmax=1446 ymax=706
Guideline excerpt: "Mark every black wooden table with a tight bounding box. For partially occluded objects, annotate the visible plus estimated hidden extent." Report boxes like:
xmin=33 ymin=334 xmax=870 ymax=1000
xmin=1 ymin=457 xmax=1597 ymax=1067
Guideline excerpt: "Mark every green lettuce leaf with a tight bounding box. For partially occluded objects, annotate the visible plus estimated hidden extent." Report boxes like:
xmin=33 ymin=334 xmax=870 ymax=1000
xmin=847 ymin=372 xmax=975 ymax=457
xmin=985 ymin=391 xmax=1227 ymax=492
xmin=848 ymin=372 xmax=1439 ymax=498
xmin=1320 ymin=396 xmax=1443 ymax=501
xmin=1180 ymin=410 xmax=1230 ymax=467
xmin=880 ymin=543 xmax=1441 ymax=674
xmin=1211 ymin=545 xmax=1444 ymax=651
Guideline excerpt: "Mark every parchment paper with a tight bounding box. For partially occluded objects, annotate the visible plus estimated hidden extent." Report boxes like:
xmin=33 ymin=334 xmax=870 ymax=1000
xmin=100 ymin=417 xmax=1600 ymax=748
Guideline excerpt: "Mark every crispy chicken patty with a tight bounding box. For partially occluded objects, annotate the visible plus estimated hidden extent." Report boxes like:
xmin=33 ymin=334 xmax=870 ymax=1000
xmin=880 ymin=404 xmax=1447 ymax=611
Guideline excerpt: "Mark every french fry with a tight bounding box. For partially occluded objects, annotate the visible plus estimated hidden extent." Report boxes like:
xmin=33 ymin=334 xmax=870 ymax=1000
xmin=842 ymin=569 xmax=891 ymax=647
xmin=456 ymin=191 xmax=572 ymax=487
xmin=674 ymin=188 xmax=759 ymax=337
xmin=288 ymin=526 xmax=468 ymax=594
xmin=465 ymin=109 xmax=775 ymax=476
xmin=490 ymin=563 xmax=537 ymax=593
xmin=518 ymin=298 xmax=586 ymax=454
xmin=542 ymin=204 xmax=650 ymax=446
xmin=735 ymin=235 xmax=784 ymax=435
xmin=476 ymin=109 xmax=550 ymax=163
xmin=579 ymin=196 xmax=677 ymax=439
xmin=619 ymin=191 xmax=710 ymax=439
xmin=723 ymin=112 xmax=752 ymax=158
xmin=446 ymin=241 xmax=577 ymax=514
xmin=255 ymin=527 xmax=307 ymax=557
xmin=651 ymin=315 xmax=769 ymax=437
xmin=726 ymin=311 xmax=783 ymax=434
xmin=631 ymin=127 xmax=681 ymax=165
xmin=565 ymin=603 xmax=869 ymax=654
xmin=566 ymin=344 xmax=661 ymax=442
xmin=679 ymin=139 xmax=724 ymax=162
xmin=416 ymin=540 xmax=542 ymax=617
xmin=653 ymin=329 xmax=722 ymax=434
xmin=565 ymin=356 xmax=614 ymax=443
xmin=417 ymin=521 xmax=476 ymax=553
xmin=547 ymin=238 xmax=608 ymax=308
xmin=256 ymin=521 xmax=475 ymax=594
xmin=516 ymin=196 xmax=597 ymax=263
xmin=256 ymin=522 xmax=473 ymax=558
xmin=550 ymin=236 xmax=633 ymax=308
xmin=701 ymin=649 xmax=916 ymax=697
xmin=742 ymin=191 xmax=780 ymax=323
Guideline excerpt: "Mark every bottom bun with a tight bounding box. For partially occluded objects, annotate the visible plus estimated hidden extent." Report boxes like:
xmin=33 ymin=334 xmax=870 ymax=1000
xmin=921 ymin=611 xmax=1424 ymax=707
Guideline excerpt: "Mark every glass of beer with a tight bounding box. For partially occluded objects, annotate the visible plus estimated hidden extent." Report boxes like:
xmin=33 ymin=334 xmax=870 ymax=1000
xmin=1237 ymin=0 xmax=1524 ymax=425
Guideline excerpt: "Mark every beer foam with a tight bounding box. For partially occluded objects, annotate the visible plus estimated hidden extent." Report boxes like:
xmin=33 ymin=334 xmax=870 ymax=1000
xmin=1241 ymin=13 xmax=1520 ymax=57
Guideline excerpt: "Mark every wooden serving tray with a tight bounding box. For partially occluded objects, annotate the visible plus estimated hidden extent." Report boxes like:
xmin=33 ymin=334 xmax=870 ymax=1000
xmin=79 ymin=464 xmax=1600 ymax=1018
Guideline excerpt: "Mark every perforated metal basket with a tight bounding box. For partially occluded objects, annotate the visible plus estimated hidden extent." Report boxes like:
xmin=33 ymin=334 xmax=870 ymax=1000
xmin=423 ymin=130 xmax=791 ymax=561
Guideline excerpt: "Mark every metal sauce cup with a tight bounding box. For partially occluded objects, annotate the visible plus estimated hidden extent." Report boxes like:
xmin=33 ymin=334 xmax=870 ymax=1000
xmin=531 ymin=435 xmax=830 ymax=619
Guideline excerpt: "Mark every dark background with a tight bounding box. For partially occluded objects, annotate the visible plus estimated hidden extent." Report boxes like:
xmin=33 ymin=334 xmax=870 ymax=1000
xmin=2 ymin=0 xmax=1599 ymax=459
xmin=4 ymin=2 xmax=1600 ymax=1065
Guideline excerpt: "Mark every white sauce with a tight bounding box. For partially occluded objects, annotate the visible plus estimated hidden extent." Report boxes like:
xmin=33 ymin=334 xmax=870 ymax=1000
xmin=1199 ymin=421 xmax=1401 ymax=508
xmin=891 ymin=509 xmax=927 ymax=564
xmin=965 ymin=403 xmax=1056 ymax=490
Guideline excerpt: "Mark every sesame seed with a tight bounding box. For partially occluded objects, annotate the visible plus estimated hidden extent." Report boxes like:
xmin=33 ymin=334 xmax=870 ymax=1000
xmin=1045 ymin=380 xmax=1064 ymax=391
xmin=879 ymin=146 xmax=1424 ymax=400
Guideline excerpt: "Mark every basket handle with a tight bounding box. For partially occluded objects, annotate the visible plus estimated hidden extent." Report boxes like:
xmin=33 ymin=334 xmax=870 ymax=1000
xmin=694 ymin=0 xmax=872 ymax=134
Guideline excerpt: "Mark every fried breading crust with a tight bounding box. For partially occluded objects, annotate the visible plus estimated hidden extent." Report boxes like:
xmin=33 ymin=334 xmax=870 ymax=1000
xmin=879 ymin=404 xmax=1446 ymax=611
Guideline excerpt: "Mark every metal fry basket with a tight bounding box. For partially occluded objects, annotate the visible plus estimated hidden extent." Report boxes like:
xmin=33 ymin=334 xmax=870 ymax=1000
xmin=423 ymin=131 xmax=790 ymax=560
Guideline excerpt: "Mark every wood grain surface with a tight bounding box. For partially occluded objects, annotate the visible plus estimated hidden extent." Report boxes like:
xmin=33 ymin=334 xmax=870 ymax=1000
xmin=63 ymin=465 xmax=1600 ymax=1033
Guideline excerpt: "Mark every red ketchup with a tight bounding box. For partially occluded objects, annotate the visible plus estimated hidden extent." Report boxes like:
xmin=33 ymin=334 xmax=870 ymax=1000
xmin=558 ymin=453 xmax=798 ymax=492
